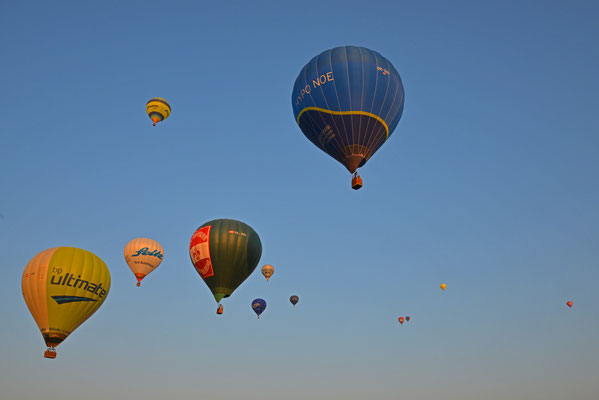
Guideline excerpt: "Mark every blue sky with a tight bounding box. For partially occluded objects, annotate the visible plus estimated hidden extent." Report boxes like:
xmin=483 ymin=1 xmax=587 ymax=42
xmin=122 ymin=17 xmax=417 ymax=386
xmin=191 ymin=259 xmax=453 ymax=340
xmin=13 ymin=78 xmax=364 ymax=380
xmin=1 ymin=1 xmax=598 ymax=399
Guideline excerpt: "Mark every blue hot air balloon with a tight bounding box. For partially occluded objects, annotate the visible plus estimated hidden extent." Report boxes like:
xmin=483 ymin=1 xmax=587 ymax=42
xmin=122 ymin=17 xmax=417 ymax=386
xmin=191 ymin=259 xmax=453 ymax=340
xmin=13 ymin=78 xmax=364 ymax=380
xmin=252 ymin=298 xmax=267 ymax=319
xmin=292 ymin=46 xmax=405 ymax=190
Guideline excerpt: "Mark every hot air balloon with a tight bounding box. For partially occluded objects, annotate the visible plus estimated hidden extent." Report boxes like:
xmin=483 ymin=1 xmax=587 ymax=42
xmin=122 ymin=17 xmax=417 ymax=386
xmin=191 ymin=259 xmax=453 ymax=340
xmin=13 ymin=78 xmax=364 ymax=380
xmin=292 ymin=46 xmax=405 ymax=190
xmin=146 ymin=98 xmax=171 ymax=126
xmin=440 ymin=284 xmax=447 ymax=291
xmin=398 ymin=317 xmax=405 ymax=325
xmin=124 ymin=238 xmax=164 ymax=287
xmin=189 ymin=219 xmax=262 ymax=312
xmin=217 ymin=304 xmax=223 ymax=315
xmin=261 ymin=264 xmax=274 ymax=282
xmin=406 ymin=316 xmax=411 ymax=322
xmin=567 ymin=301 xmax=573 ymax=308
xmin=252 ymin=298 xmax=267 ymax=318
xmin=290 ymin=295 xmax=299 ymax=307
xmin=21 ymin=247 xmax=111 ymax=359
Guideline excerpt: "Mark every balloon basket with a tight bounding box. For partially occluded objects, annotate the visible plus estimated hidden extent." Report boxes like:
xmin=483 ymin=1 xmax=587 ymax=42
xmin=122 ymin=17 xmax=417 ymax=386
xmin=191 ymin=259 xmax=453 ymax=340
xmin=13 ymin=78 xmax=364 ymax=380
xmin=44 ymin=349 xmax=57 ymax=359
xmin=351 ymin=174 xmax=363 ymax=190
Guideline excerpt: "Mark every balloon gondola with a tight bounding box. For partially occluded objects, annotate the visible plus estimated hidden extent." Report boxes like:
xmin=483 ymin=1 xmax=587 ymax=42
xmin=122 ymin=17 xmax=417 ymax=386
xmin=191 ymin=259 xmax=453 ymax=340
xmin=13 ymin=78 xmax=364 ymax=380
xmin=351 ymin=173 xmax=363 ymax=190
xmin=44 ymin=348 xmax=57 ymax=359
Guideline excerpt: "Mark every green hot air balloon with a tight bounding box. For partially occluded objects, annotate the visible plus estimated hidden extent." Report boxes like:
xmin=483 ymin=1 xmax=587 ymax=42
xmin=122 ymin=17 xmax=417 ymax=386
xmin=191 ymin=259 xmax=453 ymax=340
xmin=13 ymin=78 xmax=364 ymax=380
xmin=189 ymin=219 xmax=262 ymax=304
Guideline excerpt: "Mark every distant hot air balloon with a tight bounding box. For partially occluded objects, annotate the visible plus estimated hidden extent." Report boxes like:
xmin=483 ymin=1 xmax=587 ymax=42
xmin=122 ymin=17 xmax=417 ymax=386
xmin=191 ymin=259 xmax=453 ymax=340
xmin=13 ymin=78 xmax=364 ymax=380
xmin=398 ymin=317 xmax=405 ymax=325
xmin=261 ymin=264 xmax=274 ymax=282
xmin=124 ymin=238 xmax=164 ymax=287
xmin=217 ymin=304 xmax=223 ymax=315
xmin=189 ymin=219 xmax=262 ymax=311
xmin=22 ymin=247 xmax=111 ymax=359
xmin=292 ymin=46 xmax=405 ymax=190
xmin=440 ymin=284 xmax=447 ymax=291
xmin=406 ymin=316 xmax=411 ymax=322
xmin=290 ymin=295 xmax=299 ymax=307
xmin=146 ymin=97 xmax=171 ymax=126
xmin=567 ymin=301 xmax=573 ymax=308
xmin=252 ymin=298 xmax=267 ymax=318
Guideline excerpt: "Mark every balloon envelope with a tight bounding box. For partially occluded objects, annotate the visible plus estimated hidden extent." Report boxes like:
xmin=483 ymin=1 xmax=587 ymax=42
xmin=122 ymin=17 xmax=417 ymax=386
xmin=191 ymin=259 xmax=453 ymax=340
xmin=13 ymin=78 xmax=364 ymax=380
xmin=292 ymin=46 xmax=405 ymax=174
xmin=189 ymin=219 xmax=262 ymax=303
xmin=398 ymin=317 xmax=405 ymax=325
xmin=406 ymin=316 xmax=411 ymax=322
xmin=22 ymin=247 xmax=111 ymax=355
xmin=440 ymin=284 xmax=447 ymax=291
xmin=124 ymin=238 xmax=164 ymax=286
xmin=252 ymin=298 xmax=267 ymax=318
xmin=261 ymin=264 xmax=274 ymax=281
xmin=567 ymin=301 xmax=573 ymax=308
xmin=290 ymin=295 xmax=299 ymax=306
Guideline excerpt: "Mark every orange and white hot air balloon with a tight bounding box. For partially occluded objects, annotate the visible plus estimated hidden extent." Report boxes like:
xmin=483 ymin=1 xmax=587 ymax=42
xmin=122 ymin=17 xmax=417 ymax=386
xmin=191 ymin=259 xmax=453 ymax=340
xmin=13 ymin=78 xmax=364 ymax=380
xmin=124 ymin=238 xmax=164 ymax=287
xmin=261 ymin=264 xmax=274 ymax=282
xmin=22 ymin=247 xmax=111 ymax=359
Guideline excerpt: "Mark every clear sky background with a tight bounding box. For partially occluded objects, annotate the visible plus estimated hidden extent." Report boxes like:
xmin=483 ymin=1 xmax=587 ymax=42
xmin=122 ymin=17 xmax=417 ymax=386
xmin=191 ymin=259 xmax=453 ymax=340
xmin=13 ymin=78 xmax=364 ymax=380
xmin=1 ymin=1 xmax=598 ymax=399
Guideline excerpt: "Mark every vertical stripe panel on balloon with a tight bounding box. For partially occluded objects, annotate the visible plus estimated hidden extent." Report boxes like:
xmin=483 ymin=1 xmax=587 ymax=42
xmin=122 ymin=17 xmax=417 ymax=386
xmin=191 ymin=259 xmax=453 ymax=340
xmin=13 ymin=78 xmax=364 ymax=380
xmin=366 ymin=53 xmax=392 ymax=158
xmin=311 ymin=53 xmax=346 ymax=163
xmin=23 ymin=249 xmax=53 ymax=334
xmin=66 ymin=248 xmax=87 ymax=335
xmin=304 ymin=56 xmax=333 ymax=153
xmin=38 ymin=249 xmax=54 ymax=332
xmin=357 ymin=47 xmax=368 ymax=153
xmin=76 ymin=250 xmax=99 ymax=333
xmin=218 ymin=220 xmax=232 ymax=294
xmin=29 ymin=250 xmax=47 ymax=332
xmin=371 ymin=57 xmax=402 ymax=154
xmin=344 ymin=47 xmax=358 ymax=148
xmin=25 ymin=250 xmax=43 ymax=332
xmin=227 ymin=221 xmax=239 ymax=293
xmin=47 ymin=247 xmax=77 ymax=336
xmin=81 ymin=250 xmax=109 ymax=333
xmin=330 ymin=47 xmax=351 ymax=158
xmin=386 ymin=60 xmax=405 ymax=135
xmin=65 ymin=247 xmax=85 ymax=334
xmin=342 ymin=47 xmax=356 ymax=149
xmin=348 ymin=47 xmax=370 ymax=155
xmin=370 ymin=51 xmax=387 ymax=127
xmin=363 ymin=48 xmax=381 ymax=151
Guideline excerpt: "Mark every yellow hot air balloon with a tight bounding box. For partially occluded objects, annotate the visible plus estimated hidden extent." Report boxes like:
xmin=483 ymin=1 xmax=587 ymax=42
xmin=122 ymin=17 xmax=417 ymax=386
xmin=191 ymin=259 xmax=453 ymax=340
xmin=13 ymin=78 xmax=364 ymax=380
xmin=124 ymin=238 xmax=164 ymax=287
xmin=261 ymin=264 xmax=274 ymax=282
xmin=440 ymin=283 xmax=447 ymax=291
xmin=146 ymin=97 xmax=171 ymax=126
xmin=21 ymin=247 xmax=111 ymax=359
